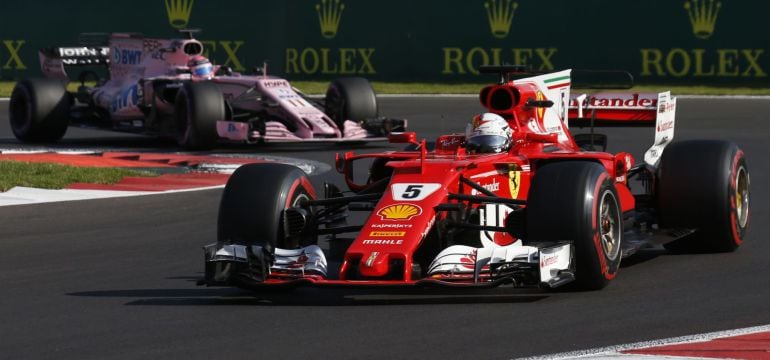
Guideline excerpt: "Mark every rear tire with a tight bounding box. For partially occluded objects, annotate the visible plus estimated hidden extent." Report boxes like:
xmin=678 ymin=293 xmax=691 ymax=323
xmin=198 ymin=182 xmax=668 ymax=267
xmin=218 ymin=163 xmax=317 ymax=250
xmin=9 ymin=78 xmax=71 ymax=143
xmin=658 ymin=140 xmax=750 ymax=253
xmin=175 ymin=81 xmax=224 ymax=149
xmin=527 ymin=161 xmax=622 ymax=290
xmin=324 ymin=77 xmax=378 ymax=130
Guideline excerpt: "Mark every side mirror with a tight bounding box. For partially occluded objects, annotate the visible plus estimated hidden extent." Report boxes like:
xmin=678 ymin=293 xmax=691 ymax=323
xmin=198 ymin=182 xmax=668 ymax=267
xmin=388 ymin=132 xmax=417 ymax=144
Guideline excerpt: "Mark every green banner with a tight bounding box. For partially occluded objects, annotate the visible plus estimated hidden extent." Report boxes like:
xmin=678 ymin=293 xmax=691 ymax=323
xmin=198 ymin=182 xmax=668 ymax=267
xmin=1 ymin=0 xmax=767 ymax=84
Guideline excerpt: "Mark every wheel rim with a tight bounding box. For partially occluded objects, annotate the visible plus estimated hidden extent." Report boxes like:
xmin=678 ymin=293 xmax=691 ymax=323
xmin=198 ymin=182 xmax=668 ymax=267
xmin=292 ymin=193 xmax=310 ymax=207
xmin=599 ymin=190 xmax=622 ymax=261
xmin=735 ymin=166 xmax=750 ymax=228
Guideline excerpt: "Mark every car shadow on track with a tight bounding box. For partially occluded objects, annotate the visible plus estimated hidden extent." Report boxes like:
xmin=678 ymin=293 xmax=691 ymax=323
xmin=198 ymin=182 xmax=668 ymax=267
xmin=620 ymin=248 xmax=669 ymax=268
xmin=67 ymin=285 xmax=552 ymax=306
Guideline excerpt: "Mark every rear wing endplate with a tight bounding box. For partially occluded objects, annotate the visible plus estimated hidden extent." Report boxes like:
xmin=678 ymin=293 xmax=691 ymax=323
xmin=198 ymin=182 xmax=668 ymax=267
xmin=643 ymin=92 xmax=676 ymax=166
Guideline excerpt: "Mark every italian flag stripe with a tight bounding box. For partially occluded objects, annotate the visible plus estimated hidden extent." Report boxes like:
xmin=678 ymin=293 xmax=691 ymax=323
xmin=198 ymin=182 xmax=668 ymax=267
xmin=544 ymin=75 xmax=570 ymax=83
xmin=547 ymin=82 xmax=571 ymax=89
xmin=545 ymin=75 xmax=571 ymax=89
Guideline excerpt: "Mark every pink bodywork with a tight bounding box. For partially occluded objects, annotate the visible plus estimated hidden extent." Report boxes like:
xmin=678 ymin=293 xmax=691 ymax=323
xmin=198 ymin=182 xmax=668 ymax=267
xmin=39 ymin=33 xmax=370 ymax=141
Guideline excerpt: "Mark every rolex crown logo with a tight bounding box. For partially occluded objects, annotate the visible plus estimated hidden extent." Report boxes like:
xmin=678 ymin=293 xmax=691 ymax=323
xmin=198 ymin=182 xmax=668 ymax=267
xmin=485 ymin=0 xmax=518 ymax=39
xmin=684 ymin=0 xmax=721 ymax=39
xmin=316 ymin=0 xmax=345 ymax=39
xmin=165 ymin=0 xmax=194 ymax=29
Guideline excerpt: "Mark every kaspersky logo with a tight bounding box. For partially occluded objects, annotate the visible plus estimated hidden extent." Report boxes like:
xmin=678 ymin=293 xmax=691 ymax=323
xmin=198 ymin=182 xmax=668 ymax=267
xmin=485 ymin=0 xmax=518 ymax=39
xmin=165 ymin=0 xmax=194 ymax=29
xmin=316 ymin=0 xmax=345 ymax=39
xmin=684 ymin=0 xmax=721 ymax=39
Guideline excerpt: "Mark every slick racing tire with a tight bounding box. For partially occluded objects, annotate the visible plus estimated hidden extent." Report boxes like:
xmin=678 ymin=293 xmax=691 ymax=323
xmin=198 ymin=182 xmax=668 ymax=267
xmin=527 ymin=161 xmax=622 ymax=290
xmin=218 ymin=163 xmax=317 ymax=250
xmin=324 ymin=77 xmax=378 ymax=130
xmin=175 ymin=81 xmax=224 ymax=149
xmin=9 ymin=79 xmax=71 ymax=143
xmin=658 ymin=140 xmax=750 ymax=253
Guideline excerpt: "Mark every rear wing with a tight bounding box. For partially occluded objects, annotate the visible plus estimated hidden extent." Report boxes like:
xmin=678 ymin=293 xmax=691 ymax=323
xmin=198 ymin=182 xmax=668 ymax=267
xmin=38 ymin=46 xmax=110 ymax=81
xmin=36 ymin=33 xmax=138 ymax=81
xmin=570 ymin=91 xmax=677 ymax=166
xmin=568 ymin=92 xmax=669 ymax=126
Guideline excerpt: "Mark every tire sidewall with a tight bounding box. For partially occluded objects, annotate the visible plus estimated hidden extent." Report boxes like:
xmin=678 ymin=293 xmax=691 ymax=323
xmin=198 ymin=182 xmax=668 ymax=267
xmin=526 ymin=161 xmax=622 ymax=290
xmin=580 ymin=172 xmax=621 ymax=286
xmin=9 ymin=79 xmax=70 ymax=142
xmin=218 ymin=163 xmax=317 ymax=250
xmin=175 ymin=81 xmax=223 ymax=149
xmin=658 ymin=140 xmax=749 ymax=252
xmin=10 ymin=83 xmax=35 ymax=138
xmin=324 ymin=77 xmax=378 ymax=129
xmin=727 ymin=151 xmax=750 ymax=247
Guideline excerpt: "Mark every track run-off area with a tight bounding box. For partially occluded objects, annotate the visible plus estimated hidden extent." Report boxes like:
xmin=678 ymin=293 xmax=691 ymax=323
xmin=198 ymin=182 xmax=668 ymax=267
xmin=0 ymin=96 xmax=769 ymax=359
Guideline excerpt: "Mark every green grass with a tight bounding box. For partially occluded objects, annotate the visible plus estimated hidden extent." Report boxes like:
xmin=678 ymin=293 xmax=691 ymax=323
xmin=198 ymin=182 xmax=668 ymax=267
xmin=0 ymin=160 xmax=157 ymax=192
xmin=3 ymin=80 xmax=770 ymax=97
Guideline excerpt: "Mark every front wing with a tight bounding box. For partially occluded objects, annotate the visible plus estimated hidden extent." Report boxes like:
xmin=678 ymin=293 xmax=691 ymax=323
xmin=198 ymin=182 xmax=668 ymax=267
xmin=201 ymin=242 xmax=574 ymax=290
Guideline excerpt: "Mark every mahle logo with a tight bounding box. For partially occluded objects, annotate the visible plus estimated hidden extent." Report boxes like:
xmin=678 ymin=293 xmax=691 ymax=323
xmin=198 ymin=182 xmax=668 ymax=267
xmin=485 ymin=0 xmax=518 ymax=39
xmin=165 ymin=0 xmax=194 ymax=29
xmin=684 ymin=0 xmax=721 ymax=39
xmin=316 ymin=0 xmax=345 ymax=39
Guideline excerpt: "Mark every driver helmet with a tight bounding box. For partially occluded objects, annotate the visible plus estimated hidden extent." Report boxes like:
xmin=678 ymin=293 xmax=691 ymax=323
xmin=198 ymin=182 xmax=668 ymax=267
xmin=465 ymin=113 xmax=513 ymax=153
xmin=188 ymin=55 xmax=213 ymax=79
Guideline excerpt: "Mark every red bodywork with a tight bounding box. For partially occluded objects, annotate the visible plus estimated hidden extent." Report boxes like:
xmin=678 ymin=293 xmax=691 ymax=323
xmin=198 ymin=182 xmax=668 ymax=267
xmin=320 ymin=78 xmax=639 ymax=285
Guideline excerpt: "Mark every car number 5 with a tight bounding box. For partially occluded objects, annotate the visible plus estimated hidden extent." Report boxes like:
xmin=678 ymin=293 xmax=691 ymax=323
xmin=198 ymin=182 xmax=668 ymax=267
xmin=402 ymin=185 xmax=423 ymax=199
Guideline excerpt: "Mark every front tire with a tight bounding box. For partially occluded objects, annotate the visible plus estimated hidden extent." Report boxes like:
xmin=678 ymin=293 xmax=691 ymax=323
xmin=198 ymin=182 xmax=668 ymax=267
xmin=217 ymin=163 xmax=317 ymax=250
xmin=658 ymin=140 xmax=750 ymax=253
xmin=175 ymin=81 xmax=224 ymax=149
xmin=9 ymin=79 xmax=71 ymax=143
xmin=324 ymin=77 xmax=378 ymax=130
xmin=527 ymin=161 xmax=622 ymax=290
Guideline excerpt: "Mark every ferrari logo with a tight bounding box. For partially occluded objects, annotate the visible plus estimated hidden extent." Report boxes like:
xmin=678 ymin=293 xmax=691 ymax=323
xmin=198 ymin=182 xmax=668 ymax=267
xmin=535 ymin=91 xmax=546 ymax=121
xmin=508 ymin=165 xmax=521 ymax=198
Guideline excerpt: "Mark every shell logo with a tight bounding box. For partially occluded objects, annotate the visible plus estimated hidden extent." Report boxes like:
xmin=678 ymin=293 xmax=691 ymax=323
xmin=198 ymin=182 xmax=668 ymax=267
xmin=377 ymin=204 xmax=422 ymax=221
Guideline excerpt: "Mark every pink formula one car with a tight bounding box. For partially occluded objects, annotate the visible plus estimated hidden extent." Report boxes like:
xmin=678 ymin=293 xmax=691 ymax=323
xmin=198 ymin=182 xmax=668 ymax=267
xmin=9 ymin=31 xmax=405 ymax=149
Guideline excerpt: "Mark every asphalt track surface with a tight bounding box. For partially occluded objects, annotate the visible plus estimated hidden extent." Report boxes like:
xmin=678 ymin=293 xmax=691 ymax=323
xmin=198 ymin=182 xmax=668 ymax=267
xmin=0 ymin=97 xmax=768 ymax=360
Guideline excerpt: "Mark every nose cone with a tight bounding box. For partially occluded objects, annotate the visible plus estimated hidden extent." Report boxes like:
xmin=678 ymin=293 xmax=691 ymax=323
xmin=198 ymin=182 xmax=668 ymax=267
xmin=358 ymin=252 xmax=390 ymax=277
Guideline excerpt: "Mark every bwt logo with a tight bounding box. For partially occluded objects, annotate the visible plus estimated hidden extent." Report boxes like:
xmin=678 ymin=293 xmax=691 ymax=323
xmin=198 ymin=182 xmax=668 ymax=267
xmin=112 ymin=48 xmax=142 ymax=65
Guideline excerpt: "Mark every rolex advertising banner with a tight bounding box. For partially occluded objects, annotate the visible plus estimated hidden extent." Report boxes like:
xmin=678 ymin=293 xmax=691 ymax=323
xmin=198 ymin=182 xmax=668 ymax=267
xmin=0 ymin=0 xmax=767 ymax=85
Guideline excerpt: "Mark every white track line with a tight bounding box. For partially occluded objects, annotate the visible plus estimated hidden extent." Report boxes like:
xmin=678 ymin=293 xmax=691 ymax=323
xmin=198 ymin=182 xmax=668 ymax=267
xmin=516 ymin=324 xmax=770 ymax=359
xmin=0 ymin=185 xmax=225 ymax=207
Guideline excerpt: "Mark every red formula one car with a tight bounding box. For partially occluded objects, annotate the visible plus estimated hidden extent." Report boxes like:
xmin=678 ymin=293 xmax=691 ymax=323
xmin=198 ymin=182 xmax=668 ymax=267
xmin=9 ymin=31 xmax=404 ymax=149
xmin=201 ymin=66 xmax=750 ymax=291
